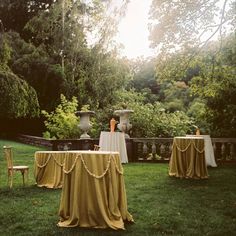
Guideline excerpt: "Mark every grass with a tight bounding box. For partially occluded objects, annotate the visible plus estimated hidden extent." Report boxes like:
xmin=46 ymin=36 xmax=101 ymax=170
xmin=0 ymin=139 xmax=236 ymax=236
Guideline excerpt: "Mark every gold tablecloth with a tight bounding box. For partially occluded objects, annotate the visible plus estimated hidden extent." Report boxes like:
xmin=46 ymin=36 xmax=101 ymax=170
xmin=58 ymin=151 xmax=133 ymax=230
xmin=169 ymin=137 xmax=209 ymax=179
xmin=34 ymin=151 xmax=65 ymax=188
xmin=186 ymin=135 xmax=217 ymax=167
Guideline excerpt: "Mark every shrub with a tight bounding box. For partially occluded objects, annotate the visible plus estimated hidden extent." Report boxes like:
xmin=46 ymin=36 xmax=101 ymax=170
xmin=112 ymin=90 xmax=194 ymax=137
xmin=42 ymin=94 xmax=80 ymax=139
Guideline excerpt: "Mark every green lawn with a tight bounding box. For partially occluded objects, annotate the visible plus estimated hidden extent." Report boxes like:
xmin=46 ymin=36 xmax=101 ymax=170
xmin=0 ymin=139 xmax=236 ymax=236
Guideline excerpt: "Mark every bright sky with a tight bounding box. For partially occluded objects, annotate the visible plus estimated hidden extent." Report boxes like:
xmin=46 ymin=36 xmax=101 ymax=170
xmin=115 ymin=0 xmax=154 ymax=59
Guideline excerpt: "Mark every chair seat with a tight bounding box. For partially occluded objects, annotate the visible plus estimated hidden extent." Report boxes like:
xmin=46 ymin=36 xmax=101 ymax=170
xmin=11 ymin=166 xmax=29 ymax=170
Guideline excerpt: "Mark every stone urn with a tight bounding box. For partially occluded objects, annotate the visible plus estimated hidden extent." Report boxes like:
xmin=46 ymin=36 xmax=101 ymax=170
xmin=114 ymin=109 xmax=134 ymax=138
xmin=75 ymin=111 xmax=95 ymax=139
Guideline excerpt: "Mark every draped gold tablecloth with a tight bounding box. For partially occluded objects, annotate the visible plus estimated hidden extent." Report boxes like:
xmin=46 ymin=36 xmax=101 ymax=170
xmin=34 ymin=151 xmax=65 ymax=188
xmin=186 ymin=135 xmax=217 ymax=167
xmin=169 ymin=137 xmax=209 ymax=179
xmin=57 ymin=151 xmax=133 ymax=230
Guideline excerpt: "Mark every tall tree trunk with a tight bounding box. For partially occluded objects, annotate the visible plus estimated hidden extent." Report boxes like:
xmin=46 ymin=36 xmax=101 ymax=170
xmin=61 ymin=0 xmax=65 ymax=74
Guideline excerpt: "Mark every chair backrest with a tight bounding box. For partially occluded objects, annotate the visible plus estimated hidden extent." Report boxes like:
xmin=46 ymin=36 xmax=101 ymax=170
xmin=3 ymin=146 xmax=13 ymax=169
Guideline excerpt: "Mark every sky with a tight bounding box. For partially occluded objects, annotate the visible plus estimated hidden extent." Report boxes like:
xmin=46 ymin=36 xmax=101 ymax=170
xmin=115 ymin=0 xmax=154 ymax=59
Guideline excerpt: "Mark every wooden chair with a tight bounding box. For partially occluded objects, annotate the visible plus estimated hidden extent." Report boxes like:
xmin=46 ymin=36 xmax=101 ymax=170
xmin=3 ymin=146 xmax=29 ymax=188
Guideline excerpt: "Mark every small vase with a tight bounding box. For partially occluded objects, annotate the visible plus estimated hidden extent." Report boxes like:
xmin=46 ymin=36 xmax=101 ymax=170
xmin=110 ymin=118 xmax=116 ymax=132
xmin=196 ymin=128 xmax=200 ymax=135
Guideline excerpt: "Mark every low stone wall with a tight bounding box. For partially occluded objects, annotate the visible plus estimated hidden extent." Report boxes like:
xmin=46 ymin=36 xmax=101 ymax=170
xmin=51 ymin=138 xmax=99 ymax=151
xmin=17 ymin=134 xmax=52 ymax=148
xmin=16 ymin=134 xmax=99 ymax=151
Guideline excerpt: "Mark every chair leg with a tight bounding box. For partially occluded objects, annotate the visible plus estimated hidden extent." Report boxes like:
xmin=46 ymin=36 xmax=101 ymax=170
xmin=26 ymin=169 xmax=29 ymax=184
xmin=21 ymin=170 xmax=25 ymax=186
xmin=21 ymin=170 xmax=29 ymax=186
xmin=7 ymin=170 xmax=10 ymax=186
xmin=8 ymin=170 xmax=13 ymax=188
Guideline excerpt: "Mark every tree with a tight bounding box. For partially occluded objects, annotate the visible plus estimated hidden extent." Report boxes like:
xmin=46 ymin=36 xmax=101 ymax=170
xmin=149 ymin=0 xmax=235 ymax=54
xmin=23 ymin=0 xmax=131 ymax=111
xmin=129 ymin=58 xmax=158 ymax=93
xmin=0 ymin=0 xmax=54 ymax=37
xmin=190 ymin=34 xmax=236 ymax=137
xmin=0 ymin=70 xmax=39 ymax=118
xmin=0 ymin=33 xmax=11 ymax=71
xmin=4 ymin=31 xmax=64 ymax=111
xmin=0 ymin=33 xmax=39 ymax=118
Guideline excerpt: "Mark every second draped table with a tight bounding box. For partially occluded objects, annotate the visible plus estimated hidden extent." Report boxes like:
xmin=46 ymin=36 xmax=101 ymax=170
xmin=169 ymin=137 xmax=209 ymax=179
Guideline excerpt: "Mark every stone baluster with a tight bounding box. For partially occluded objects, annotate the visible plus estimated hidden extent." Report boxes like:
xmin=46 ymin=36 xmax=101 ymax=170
xmin=159 ymin=143 xmax=165 ymax=160
xmin=221 ymin=143 xmax=226 ymax=160
xmin=213 ymin=142 xmax=217 ymax=159
xmin=230 ymin=143 xmax=235 ymax=160
xmin=137 ymin=142 xmax=142 ymax=161
xmin=151 ymin=142 xmax=157 ymax=160
xmin=143 ymin=142 xmax=148 ymax=160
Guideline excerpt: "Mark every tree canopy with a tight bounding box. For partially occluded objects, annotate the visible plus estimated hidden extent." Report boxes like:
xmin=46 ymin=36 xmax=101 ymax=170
xmin=0 ymin=70 xmax=39 ymax=118
xmin=149 ymin=0 xmax=235 ymax=54
xmin=0 ymin=0 xmax=235 ymax=137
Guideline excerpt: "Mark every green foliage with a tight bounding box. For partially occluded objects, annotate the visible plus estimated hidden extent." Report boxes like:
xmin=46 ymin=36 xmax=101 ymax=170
xmin=131 ymin=102 xmax=193 ymax=137
xmin=112 ymin=90 xmax=193 ymax=137
xmin=0 ymin=0 xmax=234 ymax=138
xmin=187 ymin=98 xmax=210 ymax=133
xmin=4 ymin=31 xmax=65 ymax=111
xmin=189 ymin=34 xmax=236 ymax=136
xmin=0 ymin=0 xmax=53 ymax=35
xmin=80 ymin=104 xmax=91 ymax=112
xmin=42 ymin=94 xmax=79 ymax=139
xmin=130 ymin=58 xmax=158 ymax=93
xmin=22 ymin=2 xmax=130 ymax=111
xmin=0 ymin=2 xmax=131 ymax=129
xmin=162 ymin=81 xmax=192 ymax=112
xmin=64 ymin=47 xmax=131 ymax=110
xmin=165 ymin=99 xmax=185 ymax=113
xmin=0 ymin=33 xmax=40 ymax=119
xmin=0 ymin=36 xmax=11 ymax=70
xmin=152 ymin=33 xmax=236 ymax=137
xmin=0 ymin=70 xmax=39 ymax=118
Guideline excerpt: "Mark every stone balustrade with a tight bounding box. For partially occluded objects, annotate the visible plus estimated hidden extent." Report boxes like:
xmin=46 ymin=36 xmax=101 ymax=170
xmin=16 ymin=134 xmax=236 ymax=163
xmin=130 ymin=137 xmax=236 ymax=162
xmin=131 ymin=138 xmax=173 ymax=161
xmin=212 ymin=138 xmax=236 ymax=161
